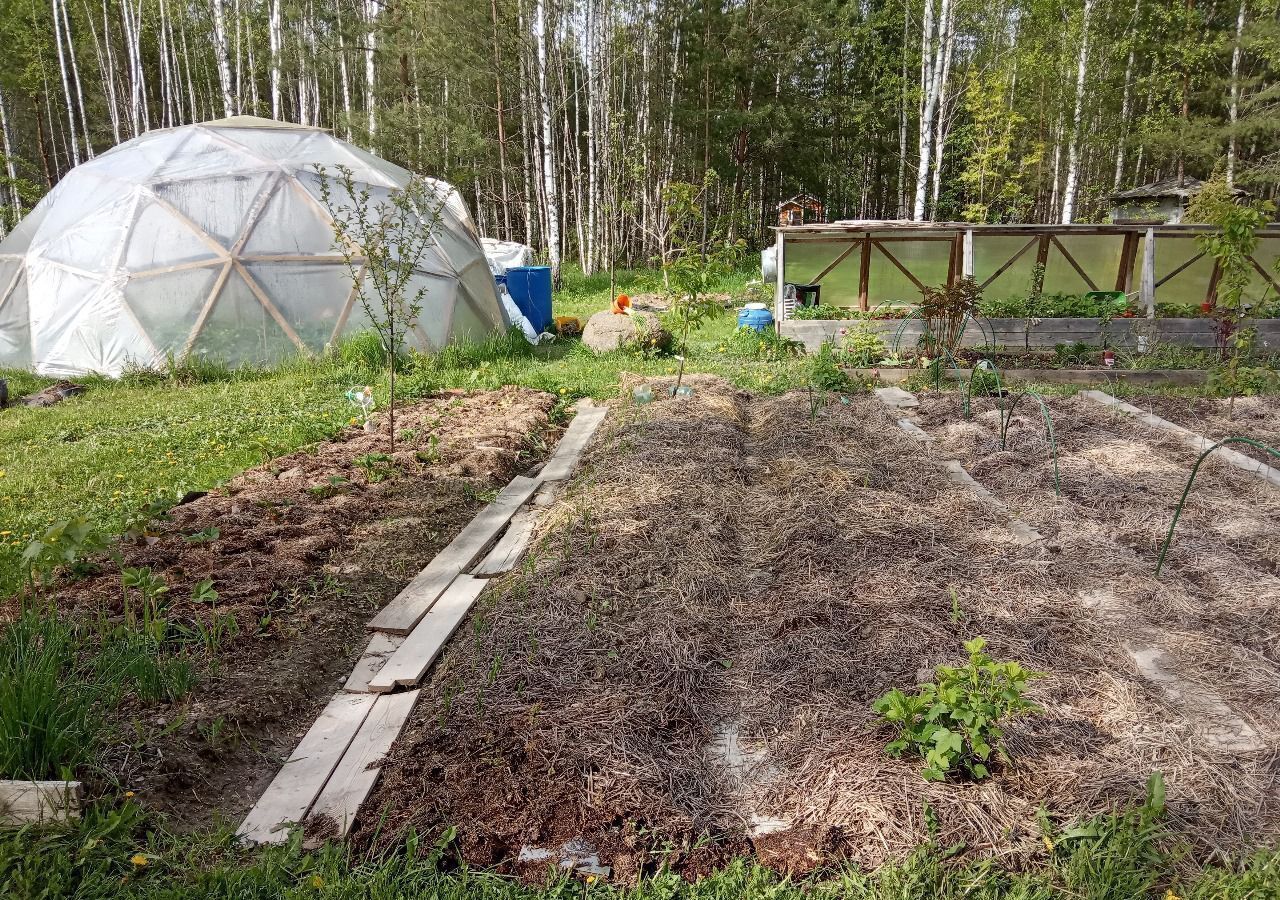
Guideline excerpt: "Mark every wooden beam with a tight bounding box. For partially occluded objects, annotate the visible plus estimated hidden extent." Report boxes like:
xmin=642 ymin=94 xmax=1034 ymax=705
xmin=978 ymin=236 xmax=1038 ymax=290
xmin=857 ymin=237 xmax=871 ymax=311
xmin=1049 ymin=235 xmax=1099 ymax=291
xmin=541 ymin=405 xmax=608 ymax=481
xmin=181 ymin=261 xmax=234 ymax=359
xmin=1154 ymin=251 xmax=1205 ymax=288
xmin=0 ymin=780 xmax=83 ymax=825
xmin=871 ymin=240 xmax=926 ymax=293
xmin=1249 ymin=255 xmax=1280 ymax=296
xmin=773 ymin=231 xmax=786 ymax=322
xmin=808 ymin=241 xmax=860 ymax=285
xmin=473 ymin=508 xmax=539 ymax=576
xmin=368 ymin=575 xmax=490 ymax=692
xmin=1116 ymin=232 xmax=1138 ymax=292
xmin=233 ymin=259 xmax=311 ymax=354
xmin=1140 ymin=228 xmax=1156 ymax=318
xmin=962 ymin=229 xmax=974 ymax=279
xmin=1204 ymin=260 xmax=1221 ymax=308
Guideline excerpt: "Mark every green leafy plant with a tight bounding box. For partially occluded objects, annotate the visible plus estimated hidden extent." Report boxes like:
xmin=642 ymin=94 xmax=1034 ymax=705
xmin=810 ymin=341 xmax=850 ymax=392
xmin=317 ymin=164 xmax=448 ymax=453
xmin=354 ymin=452 xmax=393 ymax=483
xmin=874 ymin=637 xmax=1039 ymax=781
xmin=658 ymin=171 xmax=747 ymax=394
xmin=182 ymin=526 xmax=220 ymax=544
xmin=840 ymin=321 xmax=887 ymax=367
xmin=121 ymin=566 xmax=171 ymax=644
xmin=22 ymin=516 xmax=103 ymax=589
xmin=723 ymin=325 xmax=802 ymax=362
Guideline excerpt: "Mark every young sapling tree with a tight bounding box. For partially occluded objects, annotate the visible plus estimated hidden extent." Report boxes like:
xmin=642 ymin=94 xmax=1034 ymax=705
xmin=317 ymin=164 xmax=447 ymax=452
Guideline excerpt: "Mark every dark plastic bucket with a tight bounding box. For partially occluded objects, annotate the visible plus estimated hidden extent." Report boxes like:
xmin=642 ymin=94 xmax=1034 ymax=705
xmin=789 ymin=282 xmax=821 ymax=308
xmin=505 ymin=266 xmax=553 ymax=333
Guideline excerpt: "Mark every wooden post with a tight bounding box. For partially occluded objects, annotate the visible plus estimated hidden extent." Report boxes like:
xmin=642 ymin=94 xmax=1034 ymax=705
xmin=1116 ymin=232 xmax=1138 ymax=293
xmin=1204 ymin=260 xmax=1221 ymax=309
xmin=1034 ymin=233 xmax=1051 ymax=273
xmin=962 ymin=228 xmax=974 ymax=279
xmin=1140 ymin=227 xmax=1156 ymax=318
xmin=773 ymin=230 xmax=786 ymax=323
xmin=858 ymin=236 xmax=871 ymax=311
xmin=947 ymin=233 xmax=961 ymax=287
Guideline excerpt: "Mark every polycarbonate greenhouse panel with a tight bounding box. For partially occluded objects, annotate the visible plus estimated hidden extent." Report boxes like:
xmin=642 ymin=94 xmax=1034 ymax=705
xmin=0 ymin=116 xmax=508 ymax=376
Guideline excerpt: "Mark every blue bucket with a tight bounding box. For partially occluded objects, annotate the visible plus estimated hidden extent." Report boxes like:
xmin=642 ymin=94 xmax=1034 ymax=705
xmin=505 ymin=266 xmax=553 ymax=334
xmin=737 ymin=304 xmax=774 ymax=332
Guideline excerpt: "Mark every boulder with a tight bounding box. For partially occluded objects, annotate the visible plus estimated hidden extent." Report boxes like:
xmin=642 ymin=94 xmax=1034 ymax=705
xmin=581 ymin=310 xmax=672 ymax=354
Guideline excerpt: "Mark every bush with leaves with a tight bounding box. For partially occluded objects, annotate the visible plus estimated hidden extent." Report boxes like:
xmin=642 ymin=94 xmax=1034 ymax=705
xmin=810 ymin=341 xmax=851 ymax=392
xmin=839 ymin=321 xmax=887 ymax=367
xmin=919 ymin=277 xmax=983 ymax=359
xmin=874 ymin=637 xmax=1039 ymax=781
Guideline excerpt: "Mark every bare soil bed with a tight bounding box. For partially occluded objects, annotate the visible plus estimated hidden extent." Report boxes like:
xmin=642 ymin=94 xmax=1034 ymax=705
xmin=352 ymin=376 xmax=1279 ymax=881
xmin=33 ymin=387 xmax=558 ymax=830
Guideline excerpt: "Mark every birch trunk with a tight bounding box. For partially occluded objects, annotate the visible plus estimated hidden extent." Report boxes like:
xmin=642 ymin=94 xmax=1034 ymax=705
xmin=60 ymin=0 xmax=93 ymax=156
xmin=363 ymin=0 xmax=378 ymax=142
xmin=1226 ymin=0 xmax=1246 ymax=187
xmin=52 ymin=0 xmax=82 ymax=165
xmin=490 ymin=0 xmax=512 ymax=240
xmin=1061 ymin=0 xmax=1094 ymax=224
xmin=913 ymin=0 xmax=941 ymax=221
xmin=95 ymin=0 xmax=122 ymax=143
xmin=211 ymin=0 xmax=235 ymax=117
xmin=0 ymin=88 xmax=20 ymax=223
xmin=336 ymin=1 xmax=354 ymax=140
xmin=896 ymin=0 xmax=909 ymax=218
xmin=269 ymin=0 xmax=282 ymax=119
xmin=534 ymin=0 xmax=560 ymax=280
xmin=929 ymin=0 xmax=956 ymax=212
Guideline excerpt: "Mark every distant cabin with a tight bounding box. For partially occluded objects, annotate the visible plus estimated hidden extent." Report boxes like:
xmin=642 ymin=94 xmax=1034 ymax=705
xmin=777 ymin=194 xmax=824 ymax=227
xmin=1108 ymin=178 xmax=1208 ymax=225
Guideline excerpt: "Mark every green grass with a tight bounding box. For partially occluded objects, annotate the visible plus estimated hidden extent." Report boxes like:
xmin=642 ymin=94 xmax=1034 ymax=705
xmin=0 ymin=267 xmax=809 ymax=596
xmin=3 ymin=788 xmax=1280 ymax=899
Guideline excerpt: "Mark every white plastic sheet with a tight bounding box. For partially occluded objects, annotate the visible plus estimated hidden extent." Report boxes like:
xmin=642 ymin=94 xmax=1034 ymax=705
xmin=0 ymin=116 xmax=509 ymax=376
xmin=481 ymin=237 xmax=535 ymax=277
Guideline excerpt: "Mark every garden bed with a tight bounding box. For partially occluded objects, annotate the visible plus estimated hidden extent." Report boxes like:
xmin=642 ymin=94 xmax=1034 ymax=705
xmin=1136 ymin=395 xmax=1280 ymax=465
xmin=849 ymin=367 xmax=1210 ymax=387
xmin=4 ymin=387 xmax=559 ymax=830
xmin=346 ymin=376 xmax=1278 ymax=881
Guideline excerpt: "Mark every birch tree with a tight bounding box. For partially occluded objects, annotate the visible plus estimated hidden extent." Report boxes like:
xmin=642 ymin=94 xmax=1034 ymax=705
xmin=1060 ymin=0 xmax=1095 ymax=224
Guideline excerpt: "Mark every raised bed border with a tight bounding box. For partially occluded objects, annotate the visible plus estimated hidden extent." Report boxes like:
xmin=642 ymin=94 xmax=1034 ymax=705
xmin=782 ymin=317 xmax=1280 ymax=353
xmin=848 ymin=367 xmax=1209 ymax=387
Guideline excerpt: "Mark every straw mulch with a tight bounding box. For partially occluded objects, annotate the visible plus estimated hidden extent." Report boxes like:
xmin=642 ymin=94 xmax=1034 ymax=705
xmin=359 ymin=377 xmax=1280 ymax=879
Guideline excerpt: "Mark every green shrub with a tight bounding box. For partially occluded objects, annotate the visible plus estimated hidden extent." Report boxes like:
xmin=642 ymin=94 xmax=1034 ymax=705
xmin=840 ymin=321 xmax=887 ymax=367
xmin=723 ymin=325 xmax=802 ymax=362
xmin=874 ymin=637 xmax=1039 ymax=781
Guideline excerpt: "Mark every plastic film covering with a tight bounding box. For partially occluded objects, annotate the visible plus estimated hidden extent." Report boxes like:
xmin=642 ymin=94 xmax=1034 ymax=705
xmin=0 ymin=116 xmax=507 ymax=376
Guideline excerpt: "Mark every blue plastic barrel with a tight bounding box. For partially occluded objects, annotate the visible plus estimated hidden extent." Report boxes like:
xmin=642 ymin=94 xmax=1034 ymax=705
xmin=505 ymin=266 xmax=553 ymax=334
xmin=737 ymin=303 xmax=774 ymax=332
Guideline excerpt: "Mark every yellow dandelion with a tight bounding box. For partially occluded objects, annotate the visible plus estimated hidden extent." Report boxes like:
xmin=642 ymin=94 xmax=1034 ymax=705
xmin=116 ymin=474 xmax=125 ymax=479
xmin=559 ymin=388 xmax=567 ymax=395
xmin=1164 ymin=892 xmax=1182 ymax=900
xmin=0 ymin=531 xmax=9 ymax=536
xmin=125 ymin=791 xmax=135 ymax=798
xmin=586 ymin=874 xmax=598 ymax=885
xmin=309 ymin=875 xmax=325 ymax=888
xmin=0 ymin=471 xmax=5 ymax=478
xmin=1042 ymin=836 xmax=1054 ymax=851
xmin=130 ymin=853 xmax=149 ymax=867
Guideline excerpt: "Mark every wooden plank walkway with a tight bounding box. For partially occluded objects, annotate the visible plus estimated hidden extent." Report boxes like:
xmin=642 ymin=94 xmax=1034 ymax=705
xmin=343 ymin=633 xmax=405 ymax=693
xmin=1081 ymin=390 xmax=1280 ymax=488
xmin=541 ymin=405 xmax=608 ymax=480
xmin=306 ymin=690 xmax=420 ymax=841
xmin=367 ymin=475 xmax=540 ymax=634
xmin=238 ymin=693 xmax=376 ymax=844
xmin=472 ymin=507 xmax=539 ymax=575
xmin=367 ymin=575 xmax=490 ymax=693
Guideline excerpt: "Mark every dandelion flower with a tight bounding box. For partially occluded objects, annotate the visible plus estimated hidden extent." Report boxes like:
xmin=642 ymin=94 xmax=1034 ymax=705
xmin=130 ymin=853 xmax=149 ymax=867
xmin=310 ymin=875 xmax=325 ymax=888
xmin=1042 ymin=836 xmax=1054 ymax=851
xmin=125 ymin=791 xmax=135 ymax=798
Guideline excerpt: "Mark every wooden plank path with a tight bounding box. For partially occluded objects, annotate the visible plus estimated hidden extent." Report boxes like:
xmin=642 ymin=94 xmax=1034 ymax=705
xmin=367 ymin=475 xmax=541 ymax=634
xmin=238 ymin=693 xmax=376 ymax=844
xmin=306 ymin=690 xmax=420 ymax=842
xmin=1080 ymin=390 xmax=1280 ymax=489
xmin=238 ymin=401 xmax=608 ymax=845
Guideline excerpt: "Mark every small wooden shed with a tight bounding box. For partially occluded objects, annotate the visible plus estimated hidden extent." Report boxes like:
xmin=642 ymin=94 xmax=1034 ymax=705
xmin=777 ymin=194 xmax=824 ymax=227
xmin=1108 ymin=178 xmax=1207 ymax=225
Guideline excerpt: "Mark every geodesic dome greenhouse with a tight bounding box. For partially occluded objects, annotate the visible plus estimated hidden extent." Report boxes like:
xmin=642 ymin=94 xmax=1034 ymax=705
xmin=0 ymin=116 xmax=508 ymax=377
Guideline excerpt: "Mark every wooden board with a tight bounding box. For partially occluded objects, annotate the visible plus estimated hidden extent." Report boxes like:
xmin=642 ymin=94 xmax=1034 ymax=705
xmin=473 ymin=507 xmax=539 ymax=575
xmin=0 ymin=780 xmax=83 ymax=825
xmin=541 ymin=406 xmax=608 ymax=481
xmin=943 ymin=461 xmax=1043 ymax=546
xmin=237 ymin=692 xmax=376 ymax=844
xmin=367 ymin=475 xmax=541 ymax=634
xmin=343 ymin=632 xmax=406 ymax=693
xmin=306 ymin=690 xmax=420 ymax=842
xmin=1081 ymin=390 xmax=1280 ymax=489
xmin=367 ymin=575 xmax=490 ymax=693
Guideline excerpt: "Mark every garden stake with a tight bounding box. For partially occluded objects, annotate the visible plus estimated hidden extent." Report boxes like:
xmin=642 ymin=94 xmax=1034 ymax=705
xmin=1155 ymin=436 xmax=1280 ymax=577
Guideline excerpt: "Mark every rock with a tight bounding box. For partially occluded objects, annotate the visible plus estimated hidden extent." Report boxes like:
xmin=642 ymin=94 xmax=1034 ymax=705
xmin=277 ymin=467 xmax=305 ymax=480
xmin=581 ymin=309 xmax=672 ymax=354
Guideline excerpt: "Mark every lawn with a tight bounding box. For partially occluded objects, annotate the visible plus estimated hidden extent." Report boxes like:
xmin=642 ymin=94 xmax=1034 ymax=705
xmin=0 ymin=267 xmax=809 ymax=596
xmin=4 ymin=268 xmax=1280 ymax=899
